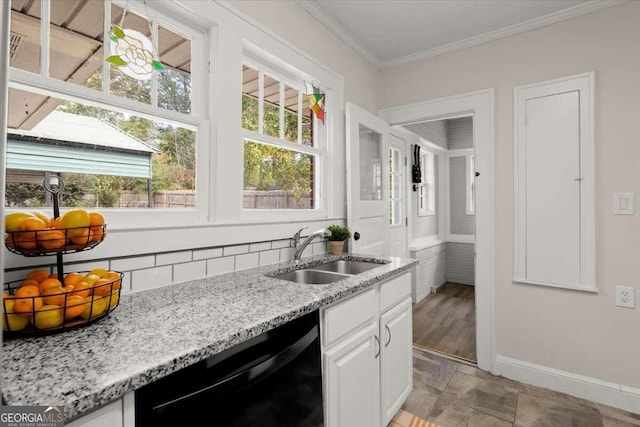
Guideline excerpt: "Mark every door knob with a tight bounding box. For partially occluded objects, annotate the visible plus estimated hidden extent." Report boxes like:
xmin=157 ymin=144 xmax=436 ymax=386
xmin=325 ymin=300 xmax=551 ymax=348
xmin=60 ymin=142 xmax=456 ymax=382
xmin=353 ymin=232 xmax=360 ymax=241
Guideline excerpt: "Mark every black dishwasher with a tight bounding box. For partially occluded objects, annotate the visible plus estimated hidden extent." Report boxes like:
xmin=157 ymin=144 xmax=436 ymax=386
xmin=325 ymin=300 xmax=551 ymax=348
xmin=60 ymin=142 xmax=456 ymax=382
xmin=135 ymin=310 xmax=324 ymax=426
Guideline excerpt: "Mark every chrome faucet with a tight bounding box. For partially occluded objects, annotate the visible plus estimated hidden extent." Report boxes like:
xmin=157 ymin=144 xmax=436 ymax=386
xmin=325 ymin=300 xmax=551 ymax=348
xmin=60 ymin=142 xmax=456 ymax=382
xmin=293 ymin=227 xmax=332 ymax=262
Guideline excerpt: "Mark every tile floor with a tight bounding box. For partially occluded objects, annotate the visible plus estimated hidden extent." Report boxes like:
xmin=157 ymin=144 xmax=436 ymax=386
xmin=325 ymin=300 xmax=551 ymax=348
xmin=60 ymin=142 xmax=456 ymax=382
xmin=402 ymin=347 xmax=640 ymax=427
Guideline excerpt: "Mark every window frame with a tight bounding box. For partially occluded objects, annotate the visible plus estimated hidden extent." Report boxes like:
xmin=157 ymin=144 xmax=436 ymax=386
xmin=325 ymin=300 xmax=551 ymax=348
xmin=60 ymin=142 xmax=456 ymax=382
xmin=240 ymin=54 xmax=330 ymax=219
xmin=466 ymin=154 xmax=475 ymax=215
xmin=417 ymin=150 xmax=435 ymax=217
xmin=5 ymin=0 xmax=211 ymax=229
xmin=388 ymin=146 xmax=403 ymax=226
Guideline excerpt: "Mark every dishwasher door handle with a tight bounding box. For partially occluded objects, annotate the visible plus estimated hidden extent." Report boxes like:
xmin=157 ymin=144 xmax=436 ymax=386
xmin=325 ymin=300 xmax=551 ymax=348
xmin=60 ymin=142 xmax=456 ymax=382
xmin=152 ymin=326 xmax=318 ymax=411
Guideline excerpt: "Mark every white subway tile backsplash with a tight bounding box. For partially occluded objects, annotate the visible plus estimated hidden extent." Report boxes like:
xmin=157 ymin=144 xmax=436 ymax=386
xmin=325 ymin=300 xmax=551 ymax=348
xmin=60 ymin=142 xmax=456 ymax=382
xmin=131 ymin=265 xmax=172 ymax=292
xmin=156 ymin=251 xmax=191 ymax=266
xmin=223 ymin=245 xmax=249 ymax=256
xmin=259 ymin=249 xmax=280 ymax=266
xmin=271 ymin=239 xmax=291 ymax=249
xmin=192 ymin=247 xmax=223 ymax=261
xmin=120 ymin=272 xmax=132 ymax=293
xmin=312 ymin=241 xmax=328 ymax=255
xmin=249 ymin=242 xmax=271 ymax=252
xmin=59 ymin=261 xmax=110 ymax=274
xmin=280 ymin=247 xmax=293 ymax=262
xmin=173 ymin=261 xmax=207 ymax=283
xmin=207 ymin=257 xmax=235 ymax=276
xmin=4 ymin=269 xmax=39 ymax=282
xmin=111 ymin=255 xmax=155 ymax=272
xmin=235 ymin=253 xmax=259 ymax=270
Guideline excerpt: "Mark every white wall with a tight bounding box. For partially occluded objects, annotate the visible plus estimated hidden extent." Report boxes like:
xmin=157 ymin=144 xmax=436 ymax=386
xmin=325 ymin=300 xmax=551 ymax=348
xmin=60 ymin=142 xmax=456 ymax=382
xmin=381 ymin=2 xmax=640 ymax=388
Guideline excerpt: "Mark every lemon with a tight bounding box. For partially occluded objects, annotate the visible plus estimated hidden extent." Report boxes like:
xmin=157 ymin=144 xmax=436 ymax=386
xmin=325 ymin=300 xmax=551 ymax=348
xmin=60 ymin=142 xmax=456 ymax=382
xmin=31 ymin=211 xmax=50 ymax=226
xmin=107 ymin=292 xmax=120 ymax=310
xmin=83 ymin=274 xmax=100 ymax=286
xmin=5 ymin=212 xmax=35 ymax=232
xmin=81 ymin=296 xmax=107 ymax=320
xmin=60 ymin=209 xmax=90 ymax=237
xmin=88 ymin=268 xmax=109 ymax=278
xmin=34 ymin=305 xmax=64 ymax=329
xmin=2 ymin=300 xmax=30 ymax=332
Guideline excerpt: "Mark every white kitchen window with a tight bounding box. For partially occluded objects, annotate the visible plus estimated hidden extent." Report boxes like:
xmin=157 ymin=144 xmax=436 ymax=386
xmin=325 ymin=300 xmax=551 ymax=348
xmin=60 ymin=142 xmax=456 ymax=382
xmin=5 ymin=0 xmax=209 ymax=227
xmin=418 ymin=151 xmax=435 ymax=216
xmin=241 ymin=58 xmax=325 ymax=211
xmin=466 ymin=154 xmax=475 ymax=215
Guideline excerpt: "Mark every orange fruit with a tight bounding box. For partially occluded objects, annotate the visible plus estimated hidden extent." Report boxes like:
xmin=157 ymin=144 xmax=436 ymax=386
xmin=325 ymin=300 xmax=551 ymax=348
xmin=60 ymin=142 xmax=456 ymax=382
xmin=60 ymin=210 xmax=90 ymax=237
xmin=62 ymin=285 xmax=75 ymax=293
xmin=19 ymin=279 xmax=40 ymax=289
xmin=64 ymin=295 xmax=87 ymax=319
xmin=34 ymin=305 xmax=64 ymax=329
xmin=38 ymin=278 xmax=62 ymax=294
xmin=2 ymin=292 xmax=9 ymax=299
xmin=101 ymin=271 xmax=122 ymax=291
xmin=92 ymin=278 xmax=114 ymax=297
xmin=16 ymin=218 xmax=47 ymax=246
xmin=16 ymin=234 xmax=38 ymax=250
xmin=89 ymin=212 xmax=104 ymax=226
xmin=37 ymin=229 xmax=66 ymax=250
xmin=90 ymin=227 xmax=107 ymax=242
xmin=13 ymin=285 xmax=43 ymax=313
xmin=5 ymin=234 xmax=17 ymax=249
xmin=50 ymin=217 xmax=62 ymax=229
xmin=64 ymin=272 xmax=84 ymax=288
xmin=70 ymin=282 xmax=91 ymax=298
xmin=69 ymin=228 xmax=91 ymax=245
xmin=25 ymin=269 xmax=50 ymax=283
xmin=42 ymin=287 xmax=66 ymax=306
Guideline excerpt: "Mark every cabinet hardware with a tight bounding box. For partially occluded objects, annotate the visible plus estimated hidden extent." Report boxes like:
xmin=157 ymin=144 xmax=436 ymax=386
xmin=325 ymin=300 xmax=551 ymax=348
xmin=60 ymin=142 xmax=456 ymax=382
xmin=374 ymin=335 xmax=380 ymax=358
xmin=385 ymin=325 xmax=391 ymax=347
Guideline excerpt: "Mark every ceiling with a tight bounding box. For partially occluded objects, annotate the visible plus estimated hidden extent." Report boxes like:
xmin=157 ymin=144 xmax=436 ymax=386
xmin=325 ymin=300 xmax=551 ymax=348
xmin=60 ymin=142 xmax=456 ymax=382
xmin=296 ymin=0 xmax=623 ymax=68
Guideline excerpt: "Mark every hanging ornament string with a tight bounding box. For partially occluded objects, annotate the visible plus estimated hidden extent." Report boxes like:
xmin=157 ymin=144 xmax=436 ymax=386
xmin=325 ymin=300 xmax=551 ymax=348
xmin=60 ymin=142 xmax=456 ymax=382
xmin=106 ymin=0 xmax=165 ymax=81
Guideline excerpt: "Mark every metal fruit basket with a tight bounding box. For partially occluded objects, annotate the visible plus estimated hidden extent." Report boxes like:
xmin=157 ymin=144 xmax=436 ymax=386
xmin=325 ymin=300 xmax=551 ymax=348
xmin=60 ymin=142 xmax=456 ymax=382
xmin=2 ymin=271 xmax=123 ymax=337
xmin=4 ymin=224 xmax=107 ymax=256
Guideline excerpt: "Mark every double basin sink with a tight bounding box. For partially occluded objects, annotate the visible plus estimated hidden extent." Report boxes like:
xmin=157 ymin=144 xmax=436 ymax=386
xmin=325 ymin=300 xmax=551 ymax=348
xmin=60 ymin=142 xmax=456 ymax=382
xmin=270 ymin=260 xmax=383 ymax=285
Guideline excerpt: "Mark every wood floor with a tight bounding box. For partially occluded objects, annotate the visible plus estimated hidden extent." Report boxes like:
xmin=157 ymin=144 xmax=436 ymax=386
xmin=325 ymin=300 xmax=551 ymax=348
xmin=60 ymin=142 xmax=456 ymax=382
xmin=412 ymin=282 xmax=476 ymax=362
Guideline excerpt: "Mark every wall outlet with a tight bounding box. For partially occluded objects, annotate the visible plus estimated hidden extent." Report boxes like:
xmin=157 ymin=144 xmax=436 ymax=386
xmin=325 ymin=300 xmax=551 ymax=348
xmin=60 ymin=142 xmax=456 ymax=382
xmin=616 ymin=286 xmax=635 ymax=308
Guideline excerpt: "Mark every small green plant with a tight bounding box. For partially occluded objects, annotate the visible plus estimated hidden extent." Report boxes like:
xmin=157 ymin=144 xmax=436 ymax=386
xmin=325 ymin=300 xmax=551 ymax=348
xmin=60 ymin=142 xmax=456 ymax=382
xmin=327 ymin=224 xmax=351 ymax=241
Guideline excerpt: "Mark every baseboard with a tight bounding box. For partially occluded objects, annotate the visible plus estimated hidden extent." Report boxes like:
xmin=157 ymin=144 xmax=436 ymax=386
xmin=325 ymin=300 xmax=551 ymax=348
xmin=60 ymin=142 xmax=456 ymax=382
xmin=495 ymin=355 xmax=640 ymax=414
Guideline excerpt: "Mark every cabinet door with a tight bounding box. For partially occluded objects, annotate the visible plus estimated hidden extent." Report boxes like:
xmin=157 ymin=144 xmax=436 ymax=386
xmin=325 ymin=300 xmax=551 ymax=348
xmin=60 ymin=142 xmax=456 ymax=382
xmin=380 ymin=297 xmax=413 ymax=425
xmin=324 ymin=322 xmax=380 ymax=427
xmin=66 ymin=399 xmax=123 ymax=427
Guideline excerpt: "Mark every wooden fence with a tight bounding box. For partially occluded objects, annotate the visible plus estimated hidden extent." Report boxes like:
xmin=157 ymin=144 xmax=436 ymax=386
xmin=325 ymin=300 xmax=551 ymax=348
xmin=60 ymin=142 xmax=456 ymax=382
xmin=243 ymin=190 xmax=312 ymax=209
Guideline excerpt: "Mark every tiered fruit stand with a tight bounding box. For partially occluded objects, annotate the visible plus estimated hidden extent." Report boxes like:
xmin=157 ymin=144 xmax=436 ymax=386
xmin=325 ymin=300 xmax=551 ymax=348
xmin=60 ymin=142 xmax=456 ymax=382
xmin=3 ymin=177 xmax=123 ymax=336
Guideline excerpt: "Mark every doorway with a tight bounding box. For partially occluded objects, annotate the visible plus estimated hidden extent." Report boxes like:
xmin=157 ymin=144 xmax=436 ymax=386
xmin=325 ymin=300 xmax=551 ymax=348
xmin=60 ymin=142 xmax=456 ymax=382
xmin=397 ymin=116 xmax=477 ymax=363
xmin=380 ymin=89 xmax=494 ymax=373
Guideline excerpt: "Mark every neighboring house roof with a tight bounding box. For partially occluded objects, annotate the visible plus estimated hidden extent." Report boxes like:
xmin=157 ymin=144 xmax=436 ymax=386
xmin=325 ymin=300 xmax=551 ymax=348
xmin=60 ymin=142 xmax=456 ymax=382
xmin=8 ymin=111 xmax=158 ymax=154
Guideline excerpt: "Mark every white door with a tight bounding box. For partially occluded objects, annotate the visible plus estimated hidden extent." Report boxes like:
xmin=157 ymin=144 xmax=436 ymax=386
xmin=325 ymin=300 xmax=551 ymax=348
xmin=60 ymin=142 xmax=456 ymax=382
xmin=389 ymin=132 xmax=408 ymax=258
xmin=380 ymin=298 xmax=413 ymax=425
xmin=346 ymin=102 xmax=390 ymax=256
xmin=324 ymin=322 xmax=381 ymax=427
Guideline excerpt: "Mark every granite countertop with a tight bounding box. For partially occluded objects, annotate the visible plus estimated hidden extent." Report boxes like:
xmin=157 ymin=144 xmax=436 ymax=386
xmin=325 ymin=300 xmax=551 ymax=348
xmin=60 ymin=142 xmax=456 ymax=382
xmin=2 ymin=253 xmax=417 ymax=420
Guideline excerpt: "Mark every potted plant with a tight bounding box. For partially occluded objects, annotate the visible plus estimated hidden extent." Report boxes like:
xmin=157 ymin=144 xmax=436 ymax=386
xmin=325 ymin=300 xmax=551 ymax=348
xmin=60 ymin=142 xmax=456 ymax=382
xmin=327 ymin=225 xmax=351 ymax=255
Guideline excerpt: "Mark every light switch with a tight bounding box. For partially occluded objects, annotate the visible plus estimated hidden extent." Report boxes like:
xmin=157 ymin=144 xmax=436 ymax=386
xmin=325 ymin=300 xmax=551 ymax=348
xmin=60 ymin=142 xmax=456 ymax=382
xmin=613 ymin=193 xmax=635 ymax=215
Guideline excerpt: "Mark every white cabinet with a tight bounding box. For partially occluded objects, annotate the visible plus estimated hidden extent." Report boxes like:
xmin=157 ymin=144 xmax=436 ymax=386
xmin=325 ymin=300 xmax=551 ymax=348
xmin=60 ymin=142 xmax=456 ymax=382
xmin=322 ymin=272 xmax=412 ymax=427
xmin=66 ymin=393 xmax=134 ymax=427
xmin=324 ymin=322 xmax=380 ymax=427
xmin=380 ymin=297 xmax=412 ymax=425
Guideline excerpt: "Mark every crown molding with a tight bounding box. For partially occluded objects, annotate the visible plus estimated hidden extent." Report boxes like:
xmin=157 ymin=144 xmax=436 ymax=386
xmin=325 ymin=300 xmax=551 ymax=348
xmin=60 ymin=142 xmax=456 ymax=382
xmin=296 ymin=0 xmax=626 ymax=70
xmin=294 ymin=0 xmax=381 ymax=66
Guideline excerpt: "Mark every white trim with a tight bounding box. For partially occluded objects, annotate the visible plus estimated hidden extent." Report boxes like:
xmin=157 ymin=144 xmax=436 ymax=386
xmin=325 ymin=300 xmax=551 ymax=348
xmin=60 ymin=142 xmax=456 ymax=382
xmin=495 ymin=355 xmax=640 ymax=415
xmin=408 ymin=238 xmax=444 ymax=252
xmin=1 ymin=1 xmax=10 ymax=341
xmin=380 ymin=89 xmax=495 ymax=373
xmin=513 ymin=71 xmax=596 ymax=291
xmin=513 ymin=277 xmax=599 ymax=294
xmin=40 ymin=0 xmax=50 ymax=78
xmin=417 ymin=151 xmax=435 ymax=217
xmin=295 ymin=0 xmax=626 ymax=69
xmin=293 ymin=0 xmax=379 ymax=66
xmin=242 ymin=129 xmax=323 ymax=156
xmin=446 ymin=235 xmax=475 ymax=244
xmin=466 ymin=154 xmax=475 ymax=216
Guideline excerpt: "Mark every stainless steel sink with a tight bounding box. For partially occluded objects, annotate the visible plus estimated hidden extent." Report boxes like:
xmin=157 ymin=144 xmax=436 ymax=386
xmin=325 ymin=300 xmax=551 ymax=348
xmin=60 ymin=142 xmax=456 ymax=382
xmin=272 ymin=269 xmax=351 ymax=285
xmin=311 ymin=260 xmax=381 ymax=275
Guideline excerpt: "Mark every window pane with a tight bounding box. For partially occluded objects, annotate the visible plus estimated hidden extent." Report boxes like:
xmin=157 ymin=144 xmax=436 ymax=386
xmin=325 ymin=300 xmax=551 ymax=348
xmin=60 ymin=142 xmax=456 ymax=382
xmin=6 ymin=89 xmax=196 ymax=209
xmin=284 ymin=85 xmax=299 ymax=143
xmin=158 ymin=25 xmax=191 ymax=113
xmin=242 ymin=65 xmax=259 ymax=132
xmin=263 ymin=74 xmax=280 ymax=138
xmin=359 ymin=125 xmax=382 ymax=201
xmin=244 ymin=140 xmax=314 ymax=209
xmin=301 ymin=96 xmax=312 ymax=146
xmin=10 ymin=0 xmax=41 ymax=74
xmin=49 ymin=0 xmax=103 ymax=90
xmin=109 ymin=4 xmax=151 ymax=104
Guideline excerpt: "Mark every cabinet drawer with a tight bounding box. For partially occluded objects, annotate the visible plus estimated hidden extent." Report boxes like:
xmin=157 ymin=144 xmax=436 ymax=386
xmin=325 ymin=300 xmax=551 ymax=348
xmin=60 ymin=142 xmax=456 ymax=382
xmin=380 ymin=273 xmax=411 ymax=313
xmin=322 ymin=288 xmax=377 ymax=348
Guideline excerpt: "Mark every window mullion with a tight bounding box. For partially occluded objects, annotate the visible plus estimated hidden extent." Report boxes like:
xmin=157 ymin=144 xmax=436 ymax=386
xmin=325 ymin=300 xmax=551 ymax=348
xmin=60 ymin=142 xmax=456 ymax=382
xmin=242 ymin=129 xmax=322 ymax=156
xmin=258 ymin=71 xmax=264 ymax=134
xmin=297 ymin=91 xmax=302 ymax=144
xmin=103 ymin=0 xmax=111 ymax=94
xmin=278 ymin=81 xmax=284 ymax=140
xmin=151 ymin=20 xmax=159 ymax=108
xmin=40 ymin=0 xmax=50 ymax=77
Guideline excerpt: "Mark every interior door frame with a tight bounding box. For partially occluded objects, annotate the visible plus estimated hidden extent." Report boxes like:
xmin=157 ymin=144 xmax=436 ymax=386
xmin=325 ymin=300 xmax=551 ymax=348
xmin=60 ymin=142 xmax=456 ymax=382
xmin=388 ymin=129 xmax=410 ymax=258
xmin=380 ymin=89 xmax=496 ymax=373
